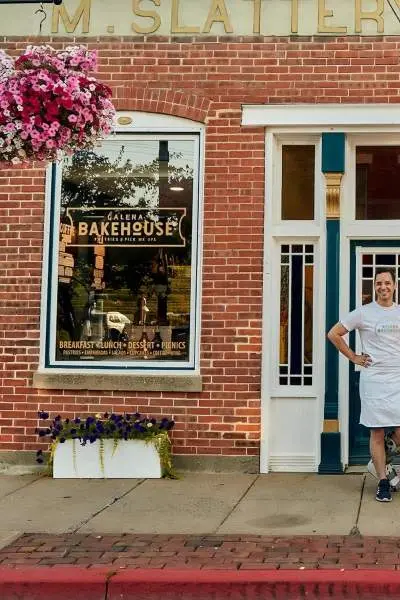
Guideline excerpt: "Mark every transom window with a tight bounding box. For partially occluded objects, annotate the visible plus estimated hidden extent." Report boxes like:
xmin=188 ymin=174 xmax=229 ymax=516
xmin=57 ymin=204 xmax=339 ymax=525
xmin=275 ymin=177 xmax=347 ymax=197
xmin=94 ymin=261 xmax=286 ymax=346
xmin=281 ymin=145 xmax=315 ymax=220
xmin=356 ymin=146 xmax=400 ymax=220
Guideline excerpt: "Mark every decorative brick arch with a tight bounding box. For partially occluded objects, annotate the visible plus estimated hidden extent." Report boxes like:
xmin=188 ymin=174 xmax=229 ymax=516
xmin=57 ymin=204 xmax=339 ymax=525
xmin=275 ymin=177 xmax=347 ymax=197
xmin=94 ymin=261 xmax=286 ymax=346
xmin=113 ymin=88 xmax=211 ymax=123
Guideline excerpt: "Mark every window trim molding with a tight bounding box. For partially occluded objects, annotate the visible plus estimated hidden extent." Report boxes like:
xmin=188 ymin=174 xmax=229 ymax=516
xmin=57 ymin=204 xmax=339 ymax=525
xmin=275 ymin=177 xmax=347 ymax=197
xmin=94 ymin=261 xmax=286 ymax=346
xmin=37 ymin=112 xmax=205 ymax=380
xmin=242 ymin=104 xmax=400 ymax=129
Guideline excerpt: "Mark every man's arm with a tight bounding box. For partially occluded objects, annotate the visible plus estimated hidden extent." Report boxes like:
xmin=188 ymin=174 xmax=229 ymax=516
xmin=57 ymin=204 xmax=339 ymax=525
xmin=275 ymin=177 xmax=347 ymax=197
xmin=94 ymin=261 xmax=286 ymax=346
xmin=327 ymin=322 xmax=370 ymax=367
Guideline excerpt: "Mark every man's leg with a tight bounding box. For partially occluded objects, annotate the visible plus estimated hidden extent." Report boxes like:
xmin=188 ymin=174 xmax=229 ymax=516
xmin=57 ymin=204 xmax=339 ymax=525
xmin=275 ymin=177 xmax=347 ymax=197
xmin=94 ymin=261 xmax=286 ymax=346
xmin=370 ymin=428 xmax=387 ymax=480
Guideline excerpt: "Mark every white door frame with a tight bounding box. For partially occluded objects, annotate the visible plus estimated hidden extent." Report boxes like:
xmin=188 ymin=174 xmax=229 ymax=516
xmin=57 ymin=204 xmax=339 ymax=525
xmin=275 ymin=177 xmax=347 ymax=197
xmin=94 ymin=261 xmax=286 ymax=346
xmin=340 ymin=133 xmax=400 ymax=467
xmin=241 ymin=105 xmax=400 ymax=473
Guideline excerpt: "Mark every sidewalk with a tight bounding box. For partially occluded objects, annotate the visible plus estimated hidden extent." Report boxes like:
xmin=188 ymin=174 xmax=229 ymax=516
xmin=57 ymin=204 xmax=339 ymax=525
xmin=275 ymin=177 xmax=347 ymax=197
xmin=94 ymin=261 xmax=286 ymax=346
xmin=1 ymin=470 xmax=400 ymax=598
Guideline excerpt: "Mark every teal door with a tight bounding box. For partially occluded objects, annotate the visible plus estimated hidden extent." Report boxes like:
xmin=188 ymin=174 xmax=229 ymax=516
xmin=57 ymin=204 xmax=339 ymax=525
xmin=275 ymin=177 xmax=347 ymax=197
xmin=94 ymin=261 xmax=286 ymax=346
xmin=348 ymin=240 xmax=400 ymax=464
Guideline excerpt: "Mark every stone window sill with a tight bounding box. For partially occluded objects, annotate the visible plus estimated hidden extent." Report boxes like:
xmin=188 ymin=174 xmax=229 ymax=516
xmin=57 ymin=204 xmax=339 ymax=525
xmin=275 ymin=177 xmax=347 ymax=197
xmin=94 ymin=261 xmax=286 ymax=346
xmin=32 ymin=371 xmax=202 ymax=392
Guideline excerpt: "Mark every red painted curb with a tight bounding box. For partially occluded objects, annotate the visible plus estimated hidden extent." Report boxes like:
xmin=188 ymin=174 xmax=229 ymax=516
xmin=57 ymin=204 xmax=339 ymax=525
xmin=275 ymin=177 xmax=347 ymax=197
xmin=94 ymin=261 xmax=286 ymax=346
xmin=107 ymin=569 xmax=400 ymax=600
xmin=109 ymin=568 xmax=400 ymax=584
xmin=1 ymin=567 xmax=400 ymax=599
xmin=0 ymin=567 xmax=110 ymax=600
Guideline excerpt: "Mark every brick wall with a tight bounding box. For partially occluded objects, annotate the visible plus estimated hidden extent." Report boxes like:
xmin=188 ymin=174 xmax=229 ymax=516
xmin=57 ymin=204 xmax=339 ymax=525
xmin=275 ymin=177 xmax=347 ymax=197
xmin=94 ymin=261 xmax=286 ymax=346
xmin=0 ymin=35 xmax=399 ymax=458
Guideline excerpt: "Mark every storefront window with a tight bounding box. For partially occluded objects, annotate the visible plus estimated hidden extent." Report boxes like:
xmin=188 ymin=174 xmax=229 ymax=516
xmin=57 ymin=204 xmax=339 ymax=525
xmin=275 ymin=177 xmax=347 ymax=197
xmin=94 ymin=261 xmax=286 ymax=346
xmin=49 ymin=134 xmax=200 ymax=369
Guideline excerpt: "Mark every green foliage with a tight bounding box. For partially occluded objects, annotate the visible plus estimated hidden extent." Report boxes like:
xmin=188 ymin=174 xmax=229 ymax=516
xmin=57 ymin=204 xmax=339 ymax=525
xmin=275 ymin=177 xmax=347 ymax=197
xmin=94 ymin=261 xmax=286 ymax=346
xmin=36 ymin=411 xmax=177 ymax=478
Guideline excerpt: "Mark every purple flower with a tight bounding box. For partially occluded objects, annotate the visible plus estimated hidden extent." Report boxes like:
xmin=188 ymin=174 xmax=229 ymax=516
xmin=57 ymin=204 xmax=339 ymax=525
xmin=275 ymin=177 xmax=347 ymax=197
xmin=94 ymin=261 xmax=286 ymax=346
xmin=37 ymin=411 xmax=49 ymax=420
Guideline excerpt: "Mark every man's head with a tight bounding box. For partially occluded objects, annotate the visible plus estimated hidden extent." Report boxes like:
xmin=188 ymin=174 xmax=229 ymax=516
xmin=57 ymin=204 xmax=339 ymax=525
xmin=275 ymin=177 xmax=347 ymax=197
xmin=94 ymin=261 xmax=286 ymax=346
xmin=374 ymin=267 xmax=396 ymax=304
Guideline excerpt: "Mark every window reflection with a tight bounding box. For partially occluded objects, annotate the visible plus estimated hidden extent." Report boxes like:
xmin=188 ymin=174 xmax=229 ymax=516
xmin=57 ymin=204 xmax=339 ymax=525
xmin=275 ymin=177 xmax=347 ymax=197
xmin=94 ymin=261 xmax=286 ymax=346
xmin=55 ymin=138 xmax=197 ymax=364
xmin=282 ymin=145 xmax=315 ymax=220
xmin=356 ymin=146 xmax=400 ymax=220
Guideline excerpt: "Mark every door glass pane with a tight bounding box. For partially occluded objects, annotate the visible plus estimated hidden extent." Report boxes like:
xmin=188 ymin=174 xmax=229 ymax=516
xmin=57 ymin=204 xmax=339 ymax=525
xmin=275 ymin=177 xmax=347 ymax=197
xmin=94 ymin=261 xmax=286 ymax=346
xmin=279 ymin=244 xmax=314 ymax=386
xmin=356 ymin=146 xmax=400 ymax=219
xmin=360 ymin=253 xmax=398 ymax=304
xmin=282 ymin=146 xmax=315 ymax=220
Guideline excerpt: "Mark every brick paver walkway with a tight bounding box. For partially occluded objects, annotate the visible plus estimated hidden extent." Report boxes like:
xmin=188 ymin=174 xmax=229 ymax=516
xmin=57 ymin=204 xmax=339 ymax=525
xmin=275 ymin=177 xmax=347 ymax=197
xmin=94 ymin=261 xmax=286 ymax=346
xmin=1 ymin=534 xmax=400 ymax=571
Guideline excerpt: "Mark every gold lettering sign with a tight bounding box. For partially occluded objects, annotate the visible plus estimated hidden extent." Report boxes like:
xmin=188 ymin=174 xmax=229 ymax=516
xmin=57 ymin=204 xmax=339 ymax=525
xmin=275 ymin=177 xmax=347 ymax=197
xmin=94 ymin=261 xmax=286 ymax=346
xmin=132 ymin=0 xmax=161 ymax=34
xmin=243 ymin=0 xmax=266 ymax=35
xmin=3 ymin=0 xmax=400 ymax=37
xmin=318 ymin=0 xmax=347 ymax=34
xmin=355 ymin=0 xmax=385 ymax=33
xmin=51 ymin=0 xmax=91 ymax=33
xmin=66 ymin=207 xmax=187 ymax=248
xmin=203 ymin=0 xmax=233 ymax=34
xmin=171 ymin=0 xmax=200 ymax=33
xmin=291 ymin=0 xmax=299 ymax=34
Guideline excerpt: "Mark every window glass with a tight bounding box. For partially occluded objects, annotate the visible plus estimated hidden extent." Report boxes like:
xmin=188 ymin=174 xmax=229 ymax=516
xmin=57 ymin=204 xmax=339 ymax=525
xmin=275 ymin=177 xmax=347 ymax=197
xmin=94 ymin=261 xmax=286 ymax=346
xmin=53 ymin=136 xmax=199 ymax=367
xmin=281 ymin=145 xmax=315 ymax=220
xmin=279 ymin=244 xmax=314 ymax=386
xmin=360 ymin=252 xmax=399 ymax=304
xmin=356 ymin=146 xmax=400 ymax=220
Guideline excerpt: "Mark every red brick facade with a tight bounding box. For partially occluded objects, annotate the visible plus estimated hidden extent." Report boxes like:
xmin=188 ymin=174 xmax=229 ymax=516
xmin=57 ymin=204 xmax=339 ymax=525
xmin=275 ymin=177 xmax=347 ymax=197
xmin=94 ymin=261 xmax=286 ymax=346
xmin=0 ymin=35 xmax=399 ymax=459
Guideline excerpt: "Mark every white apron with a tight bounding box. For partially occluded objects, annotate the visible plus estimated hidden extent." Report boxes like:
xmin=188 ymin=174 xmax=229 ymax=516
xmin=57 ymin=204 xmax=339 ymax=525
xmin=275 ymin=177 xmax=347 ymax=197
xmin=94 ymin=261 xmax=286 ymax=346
xmin=359 ymin=368 xmax=400 ymax=428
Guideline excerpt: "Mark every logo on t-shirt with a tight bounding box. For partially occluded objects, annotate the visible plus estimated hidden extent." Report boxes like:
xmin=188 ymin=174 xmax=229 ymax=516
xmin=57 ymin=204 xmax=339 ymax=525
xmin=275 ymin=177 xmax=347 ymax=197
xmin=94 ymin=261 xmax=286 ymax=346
xmin=376 ymin=321 xmax=400 ymax=335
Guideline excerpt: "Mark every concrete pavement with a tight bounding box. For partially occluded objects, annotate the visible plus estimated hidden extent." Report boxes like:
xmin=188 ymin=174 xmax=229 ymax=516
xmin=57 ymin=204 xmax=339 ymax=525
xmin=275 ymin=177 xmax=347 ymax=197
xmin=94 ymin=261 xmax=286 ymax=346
xmin=0 ymin=470 xmax=396 ymax=539
xmin=1 ymin=470 xmax=400 ymax=598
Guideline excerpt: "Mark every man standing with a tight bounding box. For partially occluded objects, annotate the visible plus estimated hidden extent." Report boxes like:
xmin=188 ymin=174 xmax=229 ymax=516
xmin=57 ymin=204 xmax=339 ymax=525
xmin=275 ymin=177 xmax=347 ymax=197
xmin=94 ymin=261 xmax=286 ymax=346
xmin=327 ymin=268 xmax=400 ymax=502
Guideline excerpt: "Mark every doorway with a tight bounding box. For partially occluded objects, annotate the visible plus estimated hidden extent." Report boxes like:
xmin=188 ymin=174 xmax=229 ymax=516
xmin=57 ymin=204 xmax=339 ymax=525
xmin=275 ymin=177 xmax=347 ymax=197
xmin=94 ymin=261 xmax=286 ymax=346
xmin=348 ymin=242 xmax=400 ymax=464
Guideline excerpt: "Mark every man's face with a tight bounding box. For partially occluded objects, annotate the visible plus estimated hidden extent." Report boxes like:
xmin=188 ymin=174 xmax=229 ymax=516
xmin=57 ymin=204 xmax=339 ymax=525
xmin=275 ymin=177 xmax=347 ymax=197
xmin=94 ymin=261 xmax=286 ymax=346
xmin=374 ymin=272 xmax=396 ymax=303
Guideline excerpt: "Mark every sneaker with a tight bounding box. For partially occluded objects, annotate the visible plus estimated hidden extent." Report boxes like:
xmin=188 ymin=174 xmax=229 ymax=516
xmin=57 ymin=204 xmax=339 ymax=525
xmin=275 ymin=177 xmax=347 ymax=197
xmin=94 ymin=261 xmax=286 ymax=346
xmin=376 ymin=478 xmax=392 ymax=502
xmin=367 ymin=460 xmax=400 ymax=489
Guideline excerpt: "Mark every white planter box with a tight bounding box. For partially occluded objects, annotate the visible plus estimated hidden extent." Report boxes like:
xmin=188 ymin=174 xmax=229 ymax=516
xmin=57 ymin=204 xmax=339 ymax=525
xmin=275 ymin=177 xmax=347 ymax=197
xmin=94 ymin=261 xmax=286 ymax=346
xmin=53 ymin=439 xmax=162 ymax=479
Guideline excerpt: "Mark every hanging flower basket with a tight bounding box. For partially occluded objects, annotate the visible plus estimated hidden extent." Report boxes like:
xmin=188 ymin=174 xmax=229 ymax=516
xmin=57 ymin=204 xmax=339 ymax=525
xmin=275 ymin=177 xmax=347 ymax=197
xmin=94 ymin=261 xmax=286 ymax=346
xmin=0 ymin=45 xmax=115 ymax=165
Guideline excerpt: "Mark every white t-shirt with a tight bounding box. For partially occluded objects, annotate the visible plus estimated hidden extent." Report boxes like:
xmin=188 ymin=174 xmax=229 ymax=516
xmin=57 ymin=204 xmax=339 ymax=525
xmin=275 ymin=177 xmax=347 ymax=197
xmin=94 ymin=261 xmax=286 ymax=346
xmin=341 ymin=301 xmax=400 ymax=370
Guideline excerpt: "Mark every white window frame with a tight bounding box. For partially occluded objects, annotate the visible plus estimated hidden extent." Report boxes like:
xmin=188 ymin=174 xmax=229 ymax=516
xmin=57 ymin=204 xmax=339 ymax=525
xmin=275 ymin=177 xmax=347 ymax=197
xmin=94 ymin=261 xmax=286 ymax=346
xmin=39 ymin=112 xmax=204 ymax=374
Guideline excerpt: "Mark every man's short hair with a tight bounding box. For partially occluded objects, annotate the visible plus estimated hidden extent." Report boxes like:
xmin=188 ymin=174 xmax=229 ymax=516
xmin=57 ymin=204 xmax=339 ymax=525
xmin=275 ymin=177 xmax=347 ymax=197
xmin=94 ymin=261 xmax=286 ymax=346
xmin=374 ymin=267 xmax=396 ymax=284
